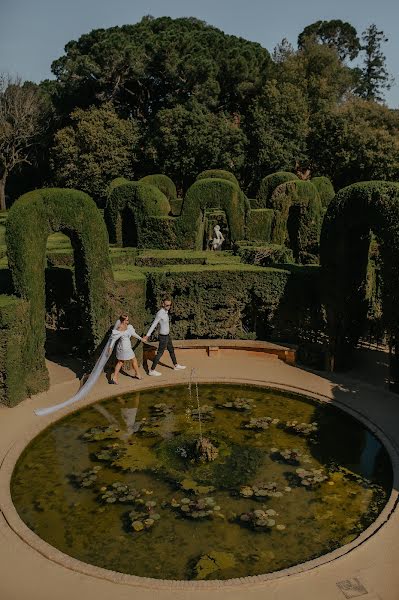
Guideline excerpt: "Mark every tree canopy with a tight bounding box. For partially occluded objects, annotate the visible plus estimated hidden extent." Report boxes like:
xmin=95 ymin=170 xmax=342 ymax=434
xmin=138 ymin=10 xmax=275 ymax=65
xmin=2 ymin=15 xmax=397 ymax=205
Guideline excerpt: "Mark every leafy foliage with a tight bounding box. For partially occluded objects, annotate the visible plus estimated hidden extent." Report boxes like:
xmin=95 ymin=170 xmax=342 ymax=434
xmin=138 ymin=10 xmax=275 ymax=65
xmin=355 ymin=25 xmax=393 ymax=102
xmin=51 ymin=103 xmax=140 ymax=207
xmin=308 ymin=99 xmax=399 ymax=188
xmin=298 ymin=20 xmax=361 ymax=62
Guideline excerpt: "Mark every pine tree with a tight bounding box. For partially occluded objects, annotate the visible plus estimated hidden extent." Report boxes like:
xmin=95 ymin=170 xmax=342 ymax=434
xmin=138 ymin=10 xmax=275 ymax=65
xmin=356 ymin=24 xmax=393 ymax=102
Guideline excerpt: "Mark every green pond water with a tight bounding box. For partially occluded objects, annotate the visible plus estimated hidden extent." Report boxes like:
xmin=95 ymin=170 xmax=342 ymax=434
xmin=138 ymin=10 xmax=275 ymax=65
xmin=11 ymin=384 xmax=392 ymax=581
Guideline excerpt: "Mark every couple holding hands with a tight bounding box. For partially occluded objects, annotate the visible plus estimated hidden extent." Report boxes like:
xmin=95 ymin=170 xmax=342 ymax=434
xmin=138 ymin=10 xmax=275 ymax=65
xmin=110 ymin=297 xmax=186 ymax=384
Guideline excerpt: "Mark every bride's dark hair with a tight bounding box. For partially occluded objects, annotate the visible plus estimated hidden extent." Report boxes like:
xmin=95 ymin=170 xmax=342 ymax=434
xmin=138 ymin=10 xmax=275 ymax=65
xmin=119 ymin=313 xmax=129 ymax=322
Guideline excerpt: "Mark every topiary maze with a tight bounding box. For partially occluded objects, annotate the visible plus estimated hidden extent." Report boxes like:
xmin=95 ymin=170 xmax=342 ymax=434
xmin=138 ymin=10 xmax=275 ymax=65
xmin=2 ymin=169 xmax=398 ymax=406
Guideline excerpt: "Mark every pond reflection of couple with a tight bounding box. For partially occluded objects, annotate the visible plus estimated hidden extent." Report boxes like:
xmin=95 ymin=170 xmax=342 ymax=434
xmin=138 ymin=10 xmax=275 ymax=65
xmin=110 ymin=298 xmax=186 ymax=384
xmin=35 ymin=298 xmax=185 ymax=417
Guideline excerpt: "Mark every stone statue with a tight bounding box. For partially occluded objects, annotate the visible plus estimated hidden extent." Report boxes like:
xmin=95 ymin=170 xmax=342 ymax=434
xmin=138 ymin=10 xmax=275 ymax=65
xmin=211 ymin=224 xmax=225 ymax=251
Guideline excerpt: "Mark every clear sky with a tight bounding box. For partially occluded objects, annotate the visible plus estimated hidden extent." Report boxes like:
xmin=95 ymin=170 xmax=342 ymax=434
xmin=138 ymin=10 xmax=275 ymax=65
xmin=1 ymin=0 xmax=398 ymax=107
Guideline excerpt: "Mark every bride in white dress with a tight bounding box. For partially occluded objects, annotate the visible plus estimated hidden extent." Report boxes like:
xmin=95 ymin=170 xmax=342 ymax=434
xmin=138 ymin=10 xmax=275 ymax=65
xmin=35 ymin=313 xmax=143 ymax=416
xmin=110 ymin=313 xmax=143 ymax=384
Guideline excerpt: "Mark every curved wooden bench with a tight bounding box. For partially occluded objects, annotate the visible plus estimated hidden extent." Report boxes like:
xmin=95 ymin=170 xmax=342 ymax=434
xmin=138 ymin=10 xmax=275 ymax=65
xmin=143 ymin=339 xmax=296 ymax=365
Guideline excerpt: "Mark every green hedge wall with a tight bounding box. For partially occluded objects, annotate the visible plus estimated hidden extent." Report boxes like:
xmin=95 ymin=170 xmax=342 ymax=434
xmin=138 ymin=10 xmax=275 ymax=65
xmin=6 ymin=188 xmax=113 ymax=395
xmin=0 ymin=295 xmax=30 ymax=406
xmin=254 ymin=171 xmax=299 ymax=209
xmin=146 ymin=264 xmax=324 ymax=349
xmin=311 ymin=176 xmax=335 ymax=208
xmin=196 ymin=169 xmax=239 ymax=187
xmin=178 ymin=178 xmax=248 ymax=249
xmin=139 ymin=174 xmax=177 ymax=202
xmin=269 ymin=180 xmax=322 ymax=263
xmin=104 ymin=182 xmax=171 ymax=246
xmin=320 ymin=181 xmax=399 ymax=379
xmin=247 ymin=209 xmax=274 ymax=243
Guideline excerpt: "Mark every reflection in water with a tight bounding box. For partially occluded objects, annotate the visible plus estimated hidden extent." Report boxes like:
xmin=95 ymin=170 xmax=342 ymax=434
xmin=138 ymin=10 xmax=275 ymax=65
xmin=12 ymin=384 xmax=392 ymax=581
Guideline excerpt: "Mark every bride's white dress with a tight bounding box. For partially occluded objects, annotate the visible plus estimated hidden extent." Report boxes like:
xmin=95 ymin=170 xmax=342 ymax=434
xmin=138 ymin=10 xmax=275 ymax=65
xmin=112 ymin=324 xmax=141 ymax=361
xmin=35 ymin=320 xmax=141 ymax=417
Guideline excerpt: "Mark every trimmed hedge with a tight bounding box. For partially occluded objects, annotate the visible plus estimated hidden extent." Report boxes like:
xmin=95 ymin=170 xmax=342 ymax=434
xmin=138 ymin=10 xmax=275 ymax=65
xmin=269 ymin=180 xmax=322 ymax=263
xmin=146 ymin=264 xmax=324 ymax=346
xmin=237 ymin=244 xmax=294 ymax=266
xmin=104 ymin=182 xmax=171 ymax=246
xmin=6 ymin=188 xmax=113 ymax=395
xmin=196 ymin=169 xmax=239 ymax=187
xmin=0 ymin=295 xmax=30 ymax=406
xmin=311 ymin=176 xmax=335 ymax=208
xmin=178 ymin=178 xmax=248 ymax=249
xmin=255 ymin=172 xmax=299 ymax=209
xmin=107 ymin=177 xmax=130 ymax=197
xmin=247 ymin=209 xmax=274 ymax=243
xmin=320 ymin=181 xmax=399 ymax=380
xmin=139 ymin=174 xmax=177 ymax=202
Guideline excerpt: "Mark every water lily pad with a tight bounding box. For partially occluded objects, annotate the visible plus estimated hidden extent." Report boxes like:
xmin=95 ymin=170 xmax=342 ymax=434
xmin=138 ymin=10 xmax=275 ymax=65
xmin=194 ymin=551 xmax=236 ymax=580
xmin=132 ymin=520 xmax=144 ymax=532
xmin=180 ymin=478 xmax=215 ymax=495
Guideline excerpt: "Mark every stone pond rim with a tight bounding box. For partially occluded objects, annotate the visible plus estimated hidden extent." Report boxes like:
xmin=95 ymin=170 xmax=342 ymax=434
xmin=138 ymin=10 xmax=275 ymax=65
xmin=2 ymin=379 xmax=399 ymax=590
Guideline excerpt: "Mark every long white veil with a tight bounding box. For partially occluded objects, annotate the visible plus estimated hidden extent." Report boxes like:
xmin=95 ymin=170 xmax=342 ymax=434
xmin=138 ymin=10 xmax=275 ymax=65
xmin=34 ymin=320 xmax=121 ymax=417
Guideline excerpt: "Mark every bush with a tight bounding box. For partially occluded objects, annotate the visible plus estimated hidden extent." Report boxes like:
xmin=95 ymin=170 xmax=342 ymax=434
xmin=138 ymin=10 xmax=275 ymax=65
xmin=196 ymin=169 xmax=239 ymax=187
xmin=139 ymin=174 xmax=177 ymax=202
xmin=104 ymin=182 xmax=171 ymax=246
xmin=255 ymin=171 xmax=298 ymax=209
xmin=6 ymin=188 xmax=113 ymax=395
xmin=0 ymin=295 xmax=30 ymax=406
xmin=269 ymin=180 xmax=322 ymax=263
xmin=247 ymin=209 xmax=274 ymax=243
xmin=320 ymin=181 xmax=399 ymax=377
xmin=237 ymin=244 xmax=294 ymax=266
xmin=178 ymin=178 xmax=248 ymax=249
xmin=311 ymin=176 xmax=335 ymax=208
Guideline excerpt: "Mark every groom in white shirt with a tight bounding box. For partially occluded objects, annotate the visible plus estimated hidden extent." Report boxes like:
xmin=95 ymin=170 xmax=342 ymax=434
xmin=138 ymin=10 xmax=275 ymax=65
xmin=142 ymin=298 xmax=186 ymax=376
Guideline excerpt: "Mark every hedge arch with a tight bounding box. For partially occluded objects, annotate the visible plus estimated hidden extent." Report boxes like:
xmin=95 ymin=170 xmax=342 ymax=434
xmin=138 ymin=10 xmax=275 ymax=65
xmin=6 ymin=188 xmax=113 ymax=395
xmin=269 ymin=180 xmax=322 ymax=263
xmin=105 ymin=181 xmax=172 ymax=247
xmin=178 ymin=178 xmax=248 ymax=249
xmin=196 ymin=169 xmax=239 ymax=187
xmin=254 ymin=171 xmax=299 ymax=209
xmin=139 ymin=174 xmax=177 ymax=202
xmin=320 ymin=181 xmax=399 ymax=383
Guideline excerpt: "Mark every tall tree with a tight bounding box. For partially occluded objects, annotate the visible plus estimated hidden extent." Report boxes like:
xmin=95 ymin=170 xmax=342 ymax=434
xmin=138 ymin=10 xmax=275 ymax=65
xmin=244 ymin=80 xmax=309 ymax=193
xmin=308 ymin=98 xmax=399 ymax=187
xmin=298 ymin=20 xmax=361 ymax=62
xmin=146 ymin=103 xmax=247 ymax=192
xmin=50 ymin=16 xmax=271 ymax=124
xmin=0 ymin=74 xmax=49 ymax=210
xmin=355 ymin=24 xmax=393 ymax=102
xmin=50 ymin=102 xmax=140 ymax=205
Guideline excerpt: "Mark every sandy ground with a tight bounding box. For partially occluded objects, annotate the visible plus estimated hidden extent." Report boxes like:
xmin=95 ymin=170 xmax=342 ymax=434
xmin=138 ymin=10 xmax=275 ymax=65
xmin=0 ymin=346 xmax=398 ymax=600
